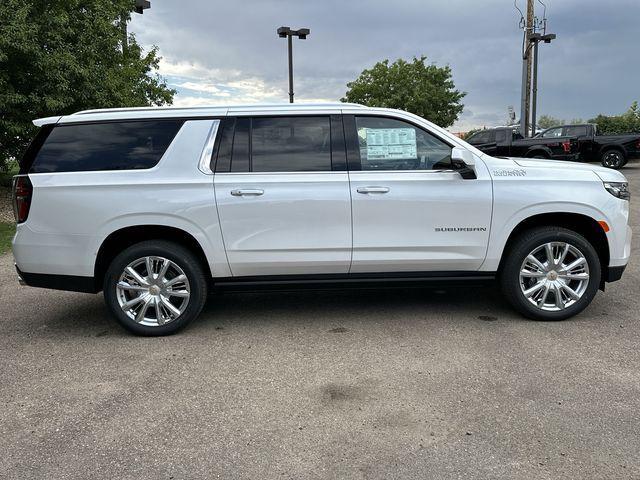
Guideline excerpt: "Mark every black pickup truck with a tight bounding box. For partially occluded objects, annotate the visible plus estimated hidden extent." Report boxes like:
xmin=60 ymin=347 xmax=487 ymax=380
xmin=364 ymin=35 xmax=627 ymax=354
xmin=465 ymin=127 xmax=580 ymax=162
xmin=534 ymin=124 xmax=640 ymax=169
xmin=466 ymin=124 xmax=640 ymax=169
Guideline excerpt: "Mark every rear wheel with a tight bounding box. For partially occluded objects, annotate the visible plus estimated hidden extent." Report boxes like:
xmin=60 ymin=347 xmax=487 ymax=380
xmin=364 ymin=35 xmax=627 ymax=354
xmin=104 ymin=240 xmax=208 ymax=335
xmin=500 ymin=227 xmax=601 ymax=321
xmin=601 ymin=149 xmax=625 ymax=169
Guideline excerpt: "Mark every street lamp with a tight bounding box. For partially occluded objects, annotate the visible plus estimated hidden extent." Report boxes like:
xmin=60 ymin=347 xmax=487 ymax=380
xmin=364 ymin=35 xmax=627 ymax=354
xmin=134 ymin=0 xmax=151 ymax=14
xmin=123 ymin=1 xmax=150 ymax=53
xmin=277 ymin=26 xmax=310 ymax=103
xmin=529 ymin=32 xmax=556 ymax=135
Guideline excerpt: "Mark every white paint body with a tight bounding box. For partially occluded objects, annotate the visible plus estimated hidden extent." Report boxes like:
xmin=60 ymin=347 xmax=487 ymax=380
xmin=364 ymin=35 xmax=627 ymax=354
xmin=13 ymin=104 xmax=632 ymax=282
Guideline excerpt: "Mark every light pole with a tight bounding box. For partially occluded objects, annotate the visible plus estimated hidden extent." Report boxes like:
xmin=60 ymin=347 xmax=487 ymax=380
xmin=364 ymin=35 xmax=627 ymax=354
xmin=529 ymin=32 xmax=556 ymax=135
xmin=123 ymin=0 xmax=151 ymax=54
xmin=277 ymin=26 xmax=310 ymax=103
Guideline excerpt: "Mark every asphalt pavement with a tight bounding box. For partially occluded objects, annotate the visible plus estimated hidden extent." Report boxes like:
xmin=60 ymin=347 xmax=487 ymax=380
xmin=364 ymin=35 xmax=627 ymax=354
xmin=1 ymin=164 xmax=638 ymax=479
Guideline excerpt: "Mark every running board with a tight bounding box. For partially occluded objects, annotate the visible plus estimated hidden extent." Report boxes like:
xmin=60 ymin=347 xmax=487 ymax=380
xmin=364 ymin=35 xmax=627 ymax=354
xmin=212 ymin=271 xmax=496 ymax=292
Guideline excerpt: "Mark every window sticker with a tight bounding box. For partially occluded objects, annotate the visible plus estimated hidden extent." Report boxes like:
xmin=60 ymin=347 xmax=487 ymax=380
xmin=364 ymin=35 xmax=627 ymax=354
xmin=363 ymin=128 xmax=417 ymax=160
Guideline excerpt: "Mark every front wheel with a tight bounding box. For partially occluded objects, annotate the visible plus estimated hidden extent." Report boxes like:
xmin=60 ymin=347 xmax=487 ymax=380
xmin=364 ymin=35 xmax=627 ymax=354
xmin=500 ymin=227 xmax=601 ymax=321
xmin=104 ymin=240 xmax=208 ymax=335
xmin=601 ymin=149 xmax=625 ymax=169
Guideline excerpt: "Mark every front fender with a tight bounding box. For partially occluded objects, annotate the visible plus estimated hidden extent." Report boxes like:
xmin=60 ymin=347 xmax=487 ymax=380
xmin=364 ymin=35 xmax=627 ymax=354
xmin=482 ymin=200 xmax=616 ymax=272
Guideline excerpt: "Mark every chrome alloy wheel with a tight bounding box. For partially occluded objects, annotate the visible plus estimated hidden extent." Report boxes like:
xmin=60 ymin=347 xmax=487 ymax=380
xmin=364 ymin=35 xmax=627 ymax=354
xmin=116 ymin=256 xmax=191 ymax=326
xmin=519 ymin=242 xmax=590 ymax=312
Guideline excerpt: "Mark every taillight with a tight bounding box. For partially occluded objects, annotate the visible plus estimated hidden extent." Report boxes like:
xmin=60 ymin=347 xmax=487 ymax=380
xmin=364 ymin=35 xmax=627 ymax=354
xmin=636 ymin=139 xmax=640 ymax=150
xmin=562 ymin=140 xmax=571 ymax=153
xmin=12 ymin=175 xmax=33 ymax=224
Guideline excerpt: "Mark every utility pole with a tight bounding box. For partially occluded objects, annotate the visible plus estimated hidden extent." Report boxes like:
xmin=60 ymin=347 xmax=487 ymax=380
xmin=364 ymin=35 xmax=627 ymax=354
xmin=529 ymin=32 xmax=556 ymax=134
xmin=277 ymin=27 xmax=310 ymax=103
xmin=519 ymin=0 xmax=534 ymax=136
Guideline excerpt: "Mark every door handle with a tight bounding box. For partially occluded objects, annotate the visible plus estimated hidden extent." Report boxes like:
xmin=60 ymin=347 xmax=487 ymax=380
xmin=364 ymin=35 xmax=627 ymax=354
xmin=357 ymin=186 xmax=390 ymax=194
xmin=231 ymin=189 xmax=264 ymax=196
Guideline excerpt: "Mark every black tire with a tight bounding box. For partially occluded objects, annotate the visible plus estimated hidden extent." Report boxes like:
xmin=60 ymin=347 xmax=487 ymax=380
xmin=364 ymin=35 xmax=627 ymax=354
xmin=600 ymin=149 xmax=626 ymax=169
xmin=104 ymin=240 xmax=208 ymax=336
xmin=500 ymin=227 xmax=601 ymax=321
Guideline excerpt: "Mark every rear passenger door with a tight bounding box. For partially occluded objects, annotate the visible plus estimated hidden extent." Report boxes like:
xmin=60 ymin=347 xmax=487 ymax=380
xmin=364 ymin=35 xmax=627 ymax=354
xmin=213 ymin=115 xmax=352 ymax=277
xmin=563 ymin=125 xmax=592 ymax=160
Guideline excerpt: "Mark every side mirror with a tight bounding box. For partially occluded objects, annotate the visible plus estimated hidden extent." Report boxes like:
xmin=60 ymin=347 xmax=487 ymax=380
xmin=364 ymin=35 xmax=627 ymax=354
xmin=451 ymin=147 xmax=477 ymax=179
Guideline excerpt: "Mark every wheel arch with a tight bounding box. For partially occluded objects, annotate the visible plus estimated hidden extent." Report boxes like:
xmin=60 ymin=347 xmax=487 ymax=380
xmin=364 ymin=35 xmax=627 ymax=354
xmin=598 ymin=144 xmax=626 ymax=159
xmin=525 ymin=147 xmax=551 ymax=158
xmin=94 ymin=225 xmax=213 ymax=291
xmin=497 ymin=212 xmax=609 ymax=285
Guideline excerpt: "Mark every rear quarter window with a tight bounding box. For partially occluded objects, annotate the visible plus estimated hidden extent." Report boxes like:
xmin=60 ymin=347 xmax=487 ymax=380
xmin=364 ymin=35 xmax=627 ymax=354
xmin=29 ymin=120 xmax=184 ymax=173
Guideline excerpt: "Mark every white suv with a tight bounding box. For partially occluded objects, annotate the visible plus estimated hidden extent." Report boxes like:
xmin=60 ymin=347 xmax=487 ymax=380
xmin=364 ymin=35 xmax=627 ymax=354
xmin=12 ymin=103 xmax=632 ymax=335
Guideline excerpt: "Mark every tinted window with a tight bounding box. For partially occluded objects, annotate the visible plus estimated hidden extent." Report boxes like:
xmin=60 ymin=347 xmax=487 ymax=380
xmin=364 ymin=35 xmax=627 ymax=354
xmin=355 ymin=116 xmax=451 ymax=170
xmin=251 ymin=116 xmax=331 ymax=172
xmin=18 ymin=124 xmax=54 ymax=174
xmin=541 ymin=127 xmax=562 ymax=138
xmin=495 ymin=129 xmax=507 ymax=143
xmin=467 ymin=130 xmax=490 ymax=144
xmin=564 ymin=126 xmax=588 ymax=137
xmin=30 ymin=120 xmax=183 ymax=173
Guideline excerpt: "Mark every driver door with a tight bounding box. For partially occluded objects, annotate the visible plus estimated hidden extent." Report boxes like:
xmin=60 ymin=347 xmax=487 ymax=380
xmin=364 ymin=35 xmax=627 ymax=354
xmin=346 ymin=115 xmax=492 ymax=273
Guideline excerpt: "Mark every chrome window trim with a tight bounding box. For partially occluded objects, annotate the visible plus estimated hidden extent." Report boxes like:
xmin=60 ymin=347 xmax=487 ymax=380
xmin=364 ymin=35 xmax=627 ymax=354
xmin=213 ymin=169 xmax=456 ymax=175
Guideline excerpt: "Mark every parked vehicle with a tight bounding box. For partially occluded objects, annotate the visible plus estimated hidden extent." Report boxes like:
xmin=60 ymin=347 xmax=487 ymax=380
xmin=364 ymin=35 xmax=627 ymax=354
xmin=535 ymin=124 xmax=640 ymax=169
xmin=466 ymin=127 xmax=580 ymax=162
xmin=12 ymin=104 xmax=631 ymax=335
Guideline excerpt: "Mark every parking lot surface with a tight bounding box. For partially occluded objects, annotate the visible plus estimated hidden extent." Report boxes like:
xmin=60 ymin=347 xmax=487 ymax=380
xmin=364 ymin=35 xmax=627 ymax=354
xmin=1 ymin=164 xmax=638 ymax=479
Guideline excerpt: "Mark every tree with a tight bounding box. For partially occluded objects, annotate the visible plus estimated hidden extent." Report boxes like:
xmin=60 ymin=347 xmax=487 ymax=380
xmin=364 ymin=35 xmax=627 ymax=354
xmin=536 ymin=115 xmax=564 ymax=129
xmin=589 ymin=101 xmax=640 ymax=135
xmin=0 ymin=0 xmax=175 ymax=170
xmin=341 ymin=56 xmax=465 ymax=128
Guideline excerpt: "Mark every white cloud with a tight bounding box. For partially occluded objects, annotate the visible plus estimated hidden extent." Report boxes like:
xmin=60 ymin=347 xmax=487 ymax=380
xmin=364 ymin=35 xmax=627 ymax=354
xmin=175 ymin=82 xmax=230 ymax=96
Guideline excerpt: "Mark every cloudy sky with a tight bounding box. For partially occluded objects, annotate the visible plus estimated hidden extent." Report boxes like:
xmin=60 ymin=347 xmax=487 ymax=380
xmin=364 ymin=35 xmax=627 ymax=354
xmin=130 ymin=0 xmax=639 ymax=131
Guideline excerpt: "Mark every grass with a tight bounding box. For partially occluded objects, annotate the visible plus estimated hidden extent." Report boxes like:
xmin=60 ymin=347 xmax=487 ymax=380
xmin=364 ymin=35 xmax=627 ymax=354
xmin=0 ymin=162 xmax=18 ymax=254
xmin=0 ymin=222 xmax=15 ymax=255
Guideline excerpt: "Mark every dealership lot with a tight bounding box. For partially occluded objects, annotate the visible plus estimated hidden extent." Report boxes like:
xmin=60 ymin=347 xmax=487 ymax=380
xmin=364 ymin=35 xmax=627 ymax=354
xmin=0 ymin=164 xmax=638 ymax=479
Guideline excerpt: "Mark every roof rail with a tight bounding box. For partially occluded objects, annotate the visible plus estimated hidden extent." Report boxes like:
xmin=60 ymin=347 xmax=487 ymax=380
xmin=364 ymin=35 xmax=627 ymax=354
xmin=72 ymin=102 xmax=366 ymax=115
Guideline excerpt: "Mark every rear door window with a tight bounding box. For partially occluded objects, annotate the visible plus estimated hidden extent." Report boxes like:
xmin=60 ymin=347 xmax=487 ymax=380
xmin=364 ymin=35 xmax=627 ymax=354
xmin=563 ymin=126 xmax=588 ymax=137
xmin=495 ymin=129 xmax=507 ymax=143
xmin=251 ymin=116 xmax=331 ymax=172
xmin=30 ymin=120 xmax=184 ymax=173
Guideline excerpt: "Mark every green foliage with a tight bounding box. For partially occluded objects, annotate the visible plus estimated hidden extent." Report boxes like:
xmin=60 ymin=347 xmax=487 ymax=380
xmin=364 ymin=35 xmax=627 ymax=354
xmin=536 ymin=115 xmax=564 ymax=130
xmin=588 ymin=101 xmax=640 ymax=135
xmin=342 ymin=56 xmax=465 ymax=128
xmin=0 ymin=0 xmax=175 ymax=170
xmin=0 ymin=222 xmax=15 ymax=255
xmin=0 ymin=161 xmax=18 ymax=187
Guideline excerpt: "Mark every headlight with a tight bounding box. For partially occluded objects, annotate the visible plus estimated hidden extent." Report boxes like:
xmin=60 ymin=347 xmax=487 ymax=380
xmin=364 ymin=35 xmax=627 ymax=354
xmin=603 ymin=182 xmax=630 ymax=200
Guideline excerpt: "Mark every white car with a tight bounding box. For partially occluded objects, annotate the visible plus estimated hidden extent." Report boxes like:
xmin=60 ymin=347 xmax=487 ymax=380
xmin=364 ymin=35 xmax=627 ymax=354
xmin=12 ymin=103 xmax=632 ymax=335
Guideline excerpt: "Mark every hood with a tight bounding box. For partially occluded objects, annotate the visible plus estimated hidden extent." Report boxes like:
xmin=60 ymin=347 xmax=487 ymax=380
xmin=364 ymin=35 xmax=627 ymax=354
xmin=509 ymin=157 xmax=627 ymax=183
